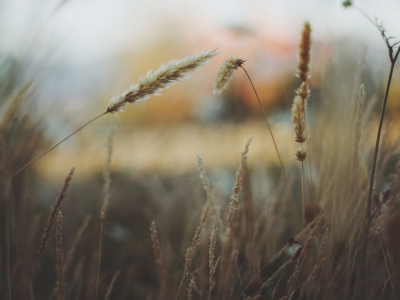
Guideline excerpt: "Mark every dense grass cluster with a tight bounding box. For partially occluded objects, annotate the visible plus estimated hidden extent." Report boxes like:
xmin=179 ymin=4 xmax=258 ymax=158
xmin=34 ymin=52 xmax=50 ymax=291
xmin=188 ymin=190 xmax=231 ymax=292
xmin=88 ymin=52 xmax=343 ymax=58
xmin=1 ymin=3 xmax=400 ymax=300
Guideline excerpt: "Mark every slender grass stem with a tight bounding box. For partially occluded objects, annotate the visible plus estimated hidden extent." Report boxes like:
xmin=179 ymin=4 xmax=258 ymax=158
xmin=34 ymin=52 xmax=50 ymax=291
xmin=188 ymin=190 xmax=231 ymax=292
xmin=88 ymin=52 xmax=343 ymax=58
xmin=240 ymin=67 xmax=287 ymax=180
xmin=0 ymin=111 xmax=108 ymax=185
xmin=95 ymin=222 xmax=104 ymax=300
xmin=6 ymin=185 xmax=11 ymax=300
xmin=240 ymin=66 xmax=303 ymax=228
xmin=366 ymin=46 xmax=400 ymax=233
xmin=301 ymin=160 xmax=305 ymax=228
xmin=378 ymin=235 xmax=396 ymax=300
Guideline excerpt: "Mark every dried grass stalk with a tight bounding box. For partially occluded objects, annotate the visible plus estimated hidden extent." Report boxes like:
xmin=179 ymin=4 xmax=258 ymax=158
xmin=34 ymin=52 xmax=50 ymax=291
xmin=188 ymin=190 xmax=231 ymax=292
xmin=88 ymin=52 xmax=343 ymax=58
xmin=176 ymin=202 xmax=209 ymax=298
xmin=271 ymin=272 xmax=285 ymax=299
xmin=187 ymin=274 xmax=198 ymax=300
xmin=107 ymin=50 xmax=218 ymax=113
xmin=64 ymin=215 xmax=92 ymax=275
xmin=32 ymin=167 xmax=75 ymax=277
xmin=55 ymin=211 xmax=65 ymax=300
xmin=104 ymin=270 xmax=120 ymax=300
xmin=222 ymin=250 xmax=239 ymax=300
xmin=379 ymin=276 xmax=390 ymax=300
xmin=286 ymin=215 xmax=324 ymax=297
xmin=299 ymin=225 xmax=330 ymax=299
xmin=50 ymin=215 xmax=92 ymax=299
xmin=70 ymin=256 xmax=85 ymax=300
xmin=213 ymin=57 xmax=245 ymax=94
xmin=197 ymin=154 xmax=217 ymax=220
xmin=227 ymin=138 xmax=252 ymax=230
xmin=150 ymin=221 xmax=164 ymax=282
xmin=353 ymin=84 xmax=365 ymax=170
xmin=260 ymin=258 xmax=294 ymax=291
xmin=296 ymin=22 xmax=311 ymax=82
xmin=96 ymin=132 xmax=114 ymax=300
xmin=209 ymin=221 xmax=220 ymax=297
xmin=185 ymin=203 xmax=209 ymax=272
xmin=101 ymin=131 xmax=114 ymax=221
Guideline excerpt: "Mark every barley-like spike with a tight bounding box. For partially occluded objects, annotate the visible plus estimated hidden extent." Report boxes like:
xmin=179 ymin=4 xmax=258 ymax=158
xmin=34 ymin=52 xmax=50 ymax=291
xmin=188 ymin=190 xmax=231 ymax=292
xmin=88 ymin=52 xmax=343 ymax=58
xmin=107 ymin=50 xmax=219 ymax=113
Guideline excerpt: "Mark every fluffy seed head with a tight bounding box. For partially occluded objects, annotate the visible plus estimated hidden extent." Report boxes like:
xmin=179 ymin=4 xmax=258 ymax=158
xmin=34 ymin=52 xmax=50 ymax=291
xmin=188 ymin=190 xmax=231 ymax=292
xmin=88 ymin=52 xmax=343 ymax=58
xmin=291 ymin=95 xmax=307 ymax=143
xmin=107 ymin=50 xmax=219 ymax=113
xmin=213 ymin=57 xmax=245 ymax=94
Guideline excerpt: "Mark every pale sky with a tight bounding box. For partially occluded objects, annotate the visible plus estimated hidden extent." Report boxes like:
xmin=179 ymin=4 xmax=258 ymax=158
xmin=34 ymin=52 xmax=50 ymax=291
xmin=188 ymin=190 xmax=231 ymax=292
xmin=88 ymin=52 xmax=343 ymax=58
xmin=1 ymin=0 xmax=399 ymax=64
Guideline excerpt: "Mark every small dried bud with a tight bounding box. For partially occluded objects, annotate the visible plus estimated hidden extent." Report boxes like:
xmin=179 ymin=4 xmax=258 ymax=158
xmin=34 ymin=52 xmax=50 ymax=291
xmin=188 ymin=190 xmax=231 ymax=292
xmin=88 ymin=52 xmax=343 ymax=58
xmin=295 ymin=148 xmax=307 ymax=161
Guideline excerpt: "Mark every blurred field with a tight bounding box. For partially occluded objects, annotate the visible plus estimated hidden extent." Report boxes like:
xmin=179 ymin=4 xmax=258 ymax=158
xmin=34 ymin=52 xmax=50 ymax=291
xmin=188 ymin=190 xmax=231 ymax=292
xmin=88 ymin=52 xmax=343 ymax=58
xmin=3 ymin=1 xmax=400 ymax=300
xmin=39 ymin=121 xmax=296 ymax=178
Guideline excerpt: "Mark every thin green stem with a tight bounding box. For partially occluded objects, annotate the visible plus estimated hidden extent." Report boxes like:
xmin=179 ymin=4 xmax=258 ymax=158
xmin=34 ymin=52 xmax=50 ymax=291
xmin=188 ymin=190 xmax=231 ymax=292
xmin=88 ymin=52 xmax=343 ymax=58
xmin=0 ymin=111 xmax=108 ymax=185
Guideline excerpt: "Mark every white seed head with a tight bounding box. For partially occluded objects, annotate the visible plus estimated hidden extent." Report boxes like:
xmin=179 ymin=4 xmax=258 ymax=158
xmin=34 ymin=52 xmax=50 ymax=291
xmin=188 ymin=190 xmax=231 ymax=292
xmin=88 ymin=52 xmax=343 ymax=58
xmin=107 ymin=49 xmax=219 ymax=113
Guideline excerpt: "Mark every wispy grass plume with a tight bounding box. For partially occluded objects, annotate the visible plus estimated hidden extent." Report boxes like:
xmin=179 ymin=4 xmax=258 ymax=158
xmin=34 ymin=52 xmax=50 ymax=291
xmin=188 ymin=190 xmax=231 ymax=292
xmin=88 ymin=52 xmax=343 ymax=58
xmin=226 ymin=138 xmax=252 ymax=231
xmin=107 ymin=50 xmax=219 ymax=113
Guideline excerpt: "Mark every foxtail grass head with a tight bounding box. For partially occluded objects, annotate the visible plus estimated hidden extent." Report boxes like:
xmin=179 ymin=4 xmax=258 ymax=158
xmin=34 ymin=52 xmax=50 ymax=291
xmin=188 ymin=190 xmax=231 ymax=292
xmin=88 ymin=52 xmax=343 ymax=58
xmin=213 ymin=57 xmax=245 ymax=94
xmin=296 ymin=22 xmax=312 ymax=83
xmin=107 ymin=50 xmax=219 ymax=114
xmin=291 ymin=22 xmax=312 ymax=161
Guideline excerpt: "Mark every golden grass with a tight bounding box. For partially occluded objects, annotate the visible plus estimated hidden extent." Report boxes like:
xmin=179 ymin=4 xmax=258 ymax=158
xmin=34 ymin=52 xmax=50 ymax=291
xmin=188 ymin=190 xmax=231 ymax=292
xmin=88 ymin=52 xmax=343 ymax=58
xmin=4 ymin=6 xmax=400 ymax=300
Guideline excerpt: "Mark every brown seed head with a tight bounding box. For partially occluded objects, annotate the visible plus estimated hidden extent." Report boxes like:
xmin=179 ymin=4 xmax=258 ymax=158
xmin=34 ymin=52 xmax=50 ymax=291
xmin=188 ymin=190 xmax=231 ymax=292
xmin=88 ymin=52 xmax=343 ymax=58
xmin=291 ymin=95 xmax=307 ymax=143
xmin=295 ymin=147 xmax=307 ymax=161
xmin=296 ymin=22 xmax=312 ymax=82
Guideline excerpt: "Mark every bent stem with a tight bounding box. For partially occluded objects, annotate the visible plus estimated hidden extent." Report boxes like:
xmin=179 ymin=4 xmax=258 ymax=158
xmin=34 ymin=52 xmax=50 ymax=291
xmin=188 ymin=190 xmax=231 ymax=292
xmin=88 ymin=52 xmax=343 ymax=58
xmin=240 ymin=66 xmax=302 ymax=228
xmin=0 ymin=111 xmax=109 ymax=185
xmin=240 ymin=67 xmax=287 ymax=179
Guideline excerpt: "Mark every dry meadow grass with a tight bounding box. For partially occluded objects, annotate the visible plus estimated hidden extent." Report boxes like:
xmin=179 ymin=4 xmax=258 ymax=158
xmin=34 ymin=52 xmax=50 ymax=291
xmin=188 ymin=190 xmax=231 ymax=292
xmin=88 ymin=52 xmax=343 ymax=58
xmin=2 ymin=3 xmax=400 ymax=300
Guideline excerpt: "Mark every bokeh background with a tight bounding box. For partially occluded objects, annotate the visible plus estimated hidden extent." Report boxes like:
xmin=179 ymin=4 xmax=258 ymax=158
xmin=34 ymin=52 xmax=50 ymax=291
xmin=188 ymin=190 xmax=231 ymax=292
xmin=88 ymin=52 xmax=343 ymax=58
xmin=2 ymin=0 xmax=400 ymax=179
xmin=2 ymin=0 xmax=400 ymax=299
